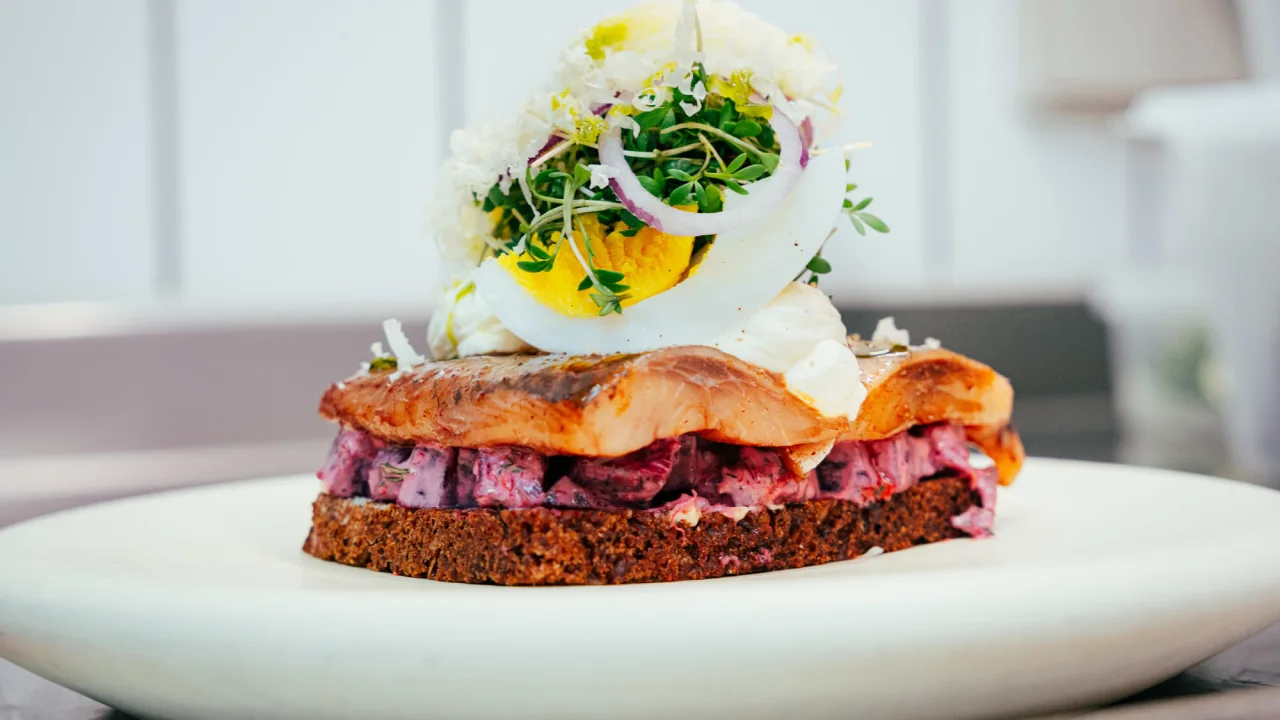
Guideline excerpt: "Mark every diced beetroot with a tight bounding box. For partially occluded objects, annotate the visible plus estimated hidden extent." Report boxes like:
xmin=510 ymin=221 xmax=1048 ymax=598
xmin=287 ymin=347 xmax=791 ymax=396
xmin=970 ymin=464 xmax=999 ymax=511
xmin=320 ymin=423 xmax=987 ymax=515
xmin=903 ymin=433 xmax=936 ymax=484
xmin=455 ymin=448 xmax=479 ymax=508
xmin=951 ymin=504 xmax=995 ymax=537
xmin=316 ymin=429 xmax=382 ymax=497
xmin=867 ymin=434 xmax=913 ymax=493
xmin=573 ymin=436 xmax=680 ymax=507
xmin=474 ymin=446 xmax=547 ymax=509
xmin=397 ymin=444 xmax=457 ymax=509
xmin=664 ymin=435 xmax=700 ymax=494
xmin=815 ymin=441 xmax=882 ymax=505
xmin=923 ymin=423 xmax=971 ymax=471
xmin=715 ymin=447 xmax=786 ymax=507
xmin=764 ymin=470 xmax=819 ymax=505
xmin=546 ymin=477 xmax=594 ymax=508
xmin=367 ymin=446 xmax=412 ymax=501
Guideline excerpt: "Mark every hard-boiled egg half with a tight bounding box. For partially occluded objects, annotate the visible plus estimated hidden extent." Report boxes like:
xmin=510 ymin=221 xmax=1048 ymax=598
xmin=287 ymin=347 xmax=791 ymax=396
xmin=472 ymin=148 xmax=846 ymax=355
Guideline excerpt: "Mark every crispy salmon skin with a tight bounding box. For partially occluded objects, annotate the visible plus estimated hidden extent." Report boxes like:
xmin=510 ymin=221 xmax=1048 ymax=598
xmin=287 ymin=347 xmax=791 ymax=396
xmin=320 ymin=346 xmax=1023 ymax=484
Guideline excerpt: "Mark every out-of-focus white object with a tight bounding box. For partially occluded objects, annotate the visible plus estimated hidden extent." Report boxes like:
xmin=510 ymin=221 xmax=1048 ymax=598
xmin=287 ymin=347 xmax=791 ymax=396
xmin=1238 ymin=0 xmax=1280 ymax=80
xmin=1104 ymin=83 xmax=1280 ymax=485
xmin=4 ymin=460 xmax=1280 ymax=720
xmin=1092 ymin=274 xmax=1226 ymax=474
xmin=1021 ymin=0 xmax=1246 ymax=114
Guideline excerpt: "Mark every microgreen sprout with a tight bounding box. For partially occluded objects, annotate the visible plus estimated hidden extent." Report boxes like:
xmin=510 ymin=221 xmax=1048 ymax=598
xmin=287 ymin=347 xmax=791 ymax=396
xmin=473 ymin=46 xmax=888 ymax=305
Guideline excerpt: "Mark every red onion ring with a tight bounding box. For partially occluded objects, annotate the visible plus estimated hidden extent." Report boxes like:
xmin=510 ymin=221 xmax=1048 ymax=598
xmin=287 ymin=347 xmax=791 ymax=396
xmin=598 ymin=107 xmax=807 ymax=237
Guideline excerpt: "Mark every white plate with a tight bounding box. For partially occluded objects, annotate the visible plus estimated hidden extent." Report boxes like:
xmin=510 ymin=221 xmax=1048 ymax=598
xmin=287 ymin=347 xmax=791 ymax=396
xmin=1 ymin=458 xmax=1279 ymax=720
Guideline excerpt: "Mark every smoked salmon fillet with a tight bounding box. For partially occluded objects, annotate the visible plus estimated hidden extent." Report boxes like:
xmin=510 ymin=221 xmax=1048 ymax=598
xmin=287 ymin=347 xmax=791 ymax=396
xmin=319 ymin=345 xmax=1023 ymax=485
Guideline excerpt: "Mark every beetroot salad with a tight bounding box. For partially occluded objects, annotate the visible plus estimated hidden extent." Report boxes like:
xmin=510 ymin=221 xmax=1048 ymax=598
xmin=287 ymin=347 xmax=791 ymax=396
xmin=317 ymin=422 xmax=996 ymax=536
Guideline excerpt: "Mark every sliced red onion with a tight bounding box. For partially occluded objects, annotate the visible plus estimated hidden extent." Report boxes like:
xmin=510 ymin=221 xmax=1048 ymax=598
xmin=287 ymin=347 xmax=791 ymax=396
xmin=598 ymin=107 xmax=806 ymax=237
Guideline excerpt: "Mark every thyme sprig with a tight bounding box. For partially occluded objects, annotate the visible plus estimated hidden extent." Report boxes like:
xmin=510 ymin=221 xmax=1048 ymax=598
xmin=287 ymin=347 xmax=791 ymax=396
xmin=840 ymin=159 xmax=890 ymax=237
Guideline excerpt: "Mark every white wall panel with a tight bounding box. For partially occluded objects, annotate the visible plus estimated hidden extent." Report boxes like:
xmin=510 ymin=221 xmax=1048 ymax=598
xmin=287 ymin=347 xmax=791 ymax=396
xmin=462 ymin=0 xmax=927 ymax=301
xmin=176 ymin=0 xmax=443 ymax=306
xmin=0 ymin=0 xmax=155 ymax=305
xmin=947 ymin=0 xmax=1126 ymax=288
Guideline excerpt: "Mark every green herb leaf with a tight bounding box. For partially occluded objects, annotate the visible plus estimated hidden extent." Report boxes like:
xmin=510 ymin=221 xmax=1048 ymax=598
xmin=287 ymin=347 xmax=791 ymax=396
xmin=487 ymin=185 xmax=506 ymax=209
xmin=526 ymin=242 xmax=550 ymax=261
xmin=668 ymin=181 xmax=694 ymax=206
xmin=849 ymin=214 xmax=867 ymax=236
xmin=517 ymin=259 xmax=553 ymax=273
xmin=726 ymin=153 xmax=748 ymax=174
xmin=667 ymin=168 xmax=695 ymax=182
xmin=806 ymin=256 xmax=832 ymax=274
xmin=664 ymin=158 xmax=699 ymax=175
xmin=843 ymin=198 xmax=854 ymax=209
xmin=759 ymin=153 xmax=780 ymax=172
xmin=734 ymin=164 xmax=766 ymax=181
xmin=635 ymin=106 xmax=668 ymax=130
xmin=719 ymin=99 xmax=735 ymax=129
xmin=660 ymin=107 xmax=677 ymax=130
xmin=577 ymin=276 xmax=593 ymax=291
xmin=369 ymin=356 xmax=398 ymax=373
xmin=723 ymin=178 xmax=748 ymax=195
xmin=702 ymin=184 xmax=723 ymax=212
xmin=845 ymin=183 xmax=858 ymax=192
xmin=638 ymin=175 xmax=663 ymax=195
xmin=858 ymin=212 xmax=890 ymax=233
xmin=853 ymin=197 xmax=873 ymax=211
xmin=572 ymin=164 xmax=591 ymax=187
xmin=694 ymin=181 xmax=708 ymax=210
xmin=595 ymin=268 xmax=625 ymax=283
xmin=731 ymin=119 xmax=762 ymax=138
xmin=757 ymin=124 xmax=775 ymax=149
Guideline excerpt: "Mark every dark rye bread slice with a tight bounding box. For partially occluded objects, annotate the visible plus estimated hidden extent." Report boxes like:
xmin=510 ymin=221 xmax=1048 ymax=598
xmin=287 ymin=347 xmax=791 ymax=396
xmin=302 ymin=476 xmax=979 ymax=585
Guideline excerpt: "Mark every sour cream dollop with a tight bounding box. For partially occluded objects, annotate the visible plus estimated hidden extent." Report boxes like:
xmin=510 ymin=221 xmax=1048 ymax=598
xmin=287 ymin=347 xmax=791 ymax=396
xmin=712 ymin=281 xmax=867 ymax=419
xmin=428 ymin=284 xmax=533 ymax=359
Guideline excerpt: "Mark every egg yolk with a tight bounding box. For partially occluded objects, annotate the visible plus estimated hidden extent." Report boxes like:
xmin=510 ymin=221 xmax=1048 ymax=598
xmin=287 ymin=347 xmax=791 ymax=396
xmin=498 ymin=214 xmax=695 ymax=318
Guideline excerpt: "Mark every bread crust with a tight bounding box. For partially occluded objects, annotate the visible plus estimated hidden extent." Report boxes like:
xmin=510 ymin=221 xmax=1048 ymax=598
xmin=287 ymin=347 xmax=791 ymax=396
xmin=302 ymin=476 xmax=979 ymax=585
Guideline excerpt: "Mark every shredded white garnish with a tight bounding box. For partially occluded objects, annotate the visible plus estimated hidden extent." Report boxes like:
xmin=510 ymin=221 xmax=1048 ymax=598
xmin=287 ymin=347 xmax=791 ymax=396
xmin=382 ymin=318 xmax=426 ymax=371
xmin=872 ymin=316 xmax=910 ymax=346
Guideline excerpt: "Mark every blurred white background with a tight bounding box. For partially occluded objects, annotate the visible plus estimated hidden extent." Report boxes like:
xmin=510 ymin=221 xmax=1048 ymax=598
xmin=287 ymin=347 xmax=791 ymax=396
xmin=1 ymin=0 xmax=1278 ymax=517
xmin=1 ymin=0 xmax=1171 ymax=308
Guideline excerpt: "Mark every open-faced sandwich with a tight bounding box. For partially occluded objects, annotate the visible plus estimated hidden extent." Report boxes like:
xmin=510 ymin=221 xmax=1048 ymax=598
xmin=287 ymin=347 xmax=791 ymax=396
xmin=303 ymin=0 xmax=1024 ymax=585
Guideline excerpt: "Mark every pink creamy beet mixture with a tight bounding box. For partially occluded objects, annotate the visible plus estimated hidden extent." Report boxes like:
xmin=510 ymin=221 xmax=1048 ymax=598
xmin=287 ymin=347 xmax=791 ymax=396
xmin=316 ymin=422 xmax=998 ymax=536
